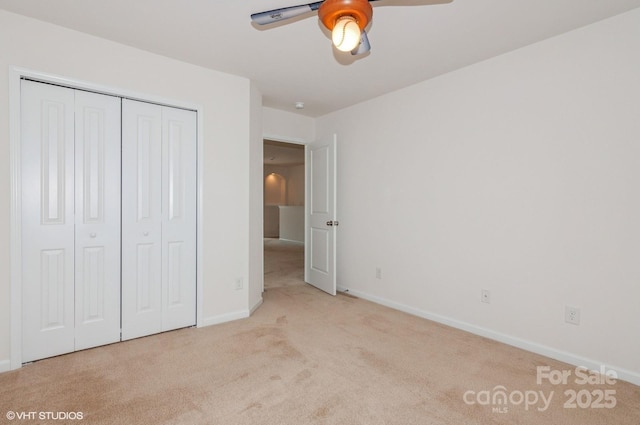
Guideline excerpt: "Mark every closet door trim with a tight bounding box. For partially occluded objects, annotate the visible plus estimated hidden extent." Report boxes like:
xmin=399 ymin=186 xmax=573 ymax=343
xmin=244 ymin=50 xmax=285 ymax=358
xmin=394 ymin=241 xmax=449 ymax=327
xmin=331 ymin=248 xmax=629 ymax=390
xmin=9 ymin=67 xmax=203 ymax=370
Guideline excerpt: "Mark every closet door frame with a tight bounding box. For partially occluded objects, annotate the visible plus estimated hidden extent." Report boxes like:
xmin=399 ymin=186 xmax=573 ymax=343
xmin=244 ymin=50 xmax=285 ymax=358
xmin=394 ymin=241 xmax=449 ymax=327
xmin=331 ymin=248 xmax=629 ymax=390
xmin=8 ymin=67 xmax=204 ymax=370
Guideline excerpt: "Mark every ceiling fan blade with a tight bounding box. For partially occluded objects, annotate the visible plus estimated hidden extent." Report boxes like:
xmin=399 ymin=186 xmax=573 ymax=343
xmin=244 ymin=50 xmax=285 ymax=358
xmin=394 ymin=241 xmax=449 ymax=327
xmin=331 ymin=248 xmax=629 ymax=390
xmin=351 ymin=30 xmax=371 ymax=56
xmin=251 ymin=1 xmax=324 ymax=25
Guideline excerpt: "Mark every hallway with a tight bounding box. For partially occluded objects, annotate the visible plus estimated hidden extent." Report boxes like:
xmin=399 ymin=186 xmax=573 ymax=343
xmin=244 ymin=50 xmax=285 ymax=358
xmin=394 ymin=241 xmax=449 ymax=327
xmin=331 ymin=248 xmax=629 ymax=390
xmin=264 ymin=238 xmax=304 ymax=289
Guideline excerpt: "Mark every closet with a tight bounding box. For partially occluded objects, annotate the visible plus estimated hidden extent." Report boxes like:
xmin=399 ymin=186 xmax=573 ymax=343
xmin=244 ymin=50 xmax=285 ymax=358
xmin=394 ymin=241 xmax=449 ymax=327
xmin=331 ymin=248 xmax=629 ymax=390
xmin=20 ymin=80 xmax=197 ymax=363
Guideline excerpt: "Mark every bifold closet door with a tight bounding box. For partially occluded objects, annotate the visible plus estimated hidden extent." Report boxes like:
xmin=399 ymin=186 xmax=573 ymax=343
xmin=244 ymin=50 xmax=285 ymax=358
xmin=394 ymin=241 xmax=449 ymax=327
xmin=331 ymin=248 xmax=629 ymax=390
xmin=160 ymin=106 xmax=197 ymax=332
xmin=121 ymin=99 xmax=196 ymax=340
xmin=21 ymin=80 xmax=121 ymax=362
xmin=73 ymin=90 xmax=122 ymax=351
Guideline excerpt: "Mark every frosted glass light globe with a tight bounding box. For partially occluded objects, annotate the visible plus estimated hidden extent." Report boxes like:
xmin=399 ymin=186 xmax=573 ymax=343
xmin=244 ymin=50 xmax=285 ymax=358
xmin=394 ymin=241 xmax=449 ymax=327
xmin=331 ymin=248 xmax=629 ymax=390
xmin=332 ymin=16 xmax=361 ymax=52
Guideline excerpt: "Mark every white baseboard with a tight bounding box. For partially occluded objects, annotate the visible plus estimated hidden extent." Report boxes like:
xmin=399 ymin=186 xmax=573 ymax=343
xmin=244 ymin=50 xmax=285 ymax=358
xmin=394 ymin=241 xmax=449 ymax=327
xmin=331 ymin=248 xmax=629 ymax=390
xmin=0 ymin=359 xmax=10 ymax=374
xmin=199 ymin=310 xmax=249 ymax=328
xmin=337 ymin=285 xmax=640 ymax=387
xmin=250 ymin=297 xmax=264 ymax=315
xmin=278 ymin=238 xmax=304 ymax=245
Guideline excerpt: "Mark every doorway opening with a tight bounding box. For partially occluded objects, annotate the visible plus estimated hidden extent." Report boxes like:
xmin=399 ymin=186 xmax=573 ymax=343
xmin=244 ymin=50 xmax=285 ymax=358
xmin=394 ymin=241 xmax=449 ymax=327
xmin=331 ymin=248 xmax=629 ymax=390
xmin=263 ymin=140 xmax=305 ymax=290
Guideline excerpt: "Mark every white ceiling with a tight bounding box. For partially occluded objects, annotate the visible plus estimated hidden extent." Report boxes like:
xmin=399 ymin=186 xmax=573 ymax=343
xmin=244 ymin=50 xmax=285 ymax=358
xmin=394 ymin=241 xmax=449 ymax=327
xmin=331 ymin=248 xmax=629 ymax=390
xmin=1 ymin=0 xmax=640 ymax=117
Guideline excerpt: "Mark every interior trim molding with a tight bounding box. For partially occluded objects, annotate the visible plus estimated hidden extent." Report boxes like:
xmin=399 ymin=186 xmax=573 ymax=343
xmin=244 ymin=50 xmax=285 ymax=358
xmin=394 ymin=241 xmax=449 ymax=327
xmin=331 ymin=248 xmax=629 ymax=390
xmin=9 ymin=67 xmax=23 ymax=371
xmin=199 ymin=310 xmax=250 ymax=328
xmin=263 ymin=133 xmax=309 ymax=146
xmin=0 ymin=359 xmax=10 ymax=374
xmin=337 ymin=285 xmax=640 ymax=387
xmin=278 ymin=238 xmax=304 ymax=245
xmin=250 ymin=297 xmax=264 ymax=315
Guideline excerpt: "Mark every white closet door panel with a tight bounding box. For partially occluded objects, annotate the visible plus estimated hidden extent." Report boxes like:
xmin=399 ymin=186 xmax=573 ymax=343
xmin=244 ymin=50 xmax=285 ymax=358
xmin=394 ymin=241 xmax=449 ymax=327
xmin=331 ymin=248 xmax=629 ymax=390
xmin=21 ymin=80 xmax=76 ymax=362
xmin=74 ymin=91 xmax=121 ymax=350
xmin=121 ymin=99 xmax=163 ymax=341
xmin=161 ymin=107 xmax=197 ymax=331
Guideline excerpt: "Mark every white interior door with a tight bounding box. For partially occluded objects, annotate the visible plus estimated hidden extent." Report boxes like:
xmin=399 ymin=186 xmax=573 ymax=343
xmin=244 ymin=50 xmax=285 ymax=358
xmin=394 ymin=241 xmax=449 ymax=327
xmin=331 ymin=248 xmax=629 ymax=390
xmin=122 ymin=100 xmax=197 ymax=340
xmin=161 ymin=106 xmax=197 ymax=331
xmin=305 ymin=134 xmax=337 ymax=295
xmin=21 ymin=81 xmax=122 ymax=361
xmin=121 ymin=99 xmax=163 ymax=340
xmin=21 ymin=80 xmax=76 ymax=362
xmin=74 ymin=91 xmax=122 ymax=350
xmin=21 ymin=81 xmax=196 ymax=359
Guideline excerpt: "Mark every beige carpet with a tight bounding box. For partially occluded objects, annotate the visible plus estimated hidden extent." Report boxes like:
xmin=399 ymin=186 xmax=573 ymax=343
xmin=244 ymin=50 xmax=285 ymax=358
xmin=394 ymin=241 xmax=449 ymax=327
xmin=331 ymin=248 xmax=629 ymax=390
xmin=1 ymin=239 xmax=638 ymax=424
xmin=264 ymin=238 xmax=305 ymax=289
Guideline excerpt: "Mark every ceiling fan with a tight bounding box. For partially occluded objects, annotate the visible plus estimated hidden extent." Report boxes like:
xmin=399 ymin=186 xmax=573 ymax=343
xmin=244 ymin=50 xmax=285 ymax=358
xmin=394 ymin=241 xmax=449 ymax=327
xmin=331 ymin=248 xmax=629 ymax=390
xmin=251 ymin=0 xmax=443 ymax=56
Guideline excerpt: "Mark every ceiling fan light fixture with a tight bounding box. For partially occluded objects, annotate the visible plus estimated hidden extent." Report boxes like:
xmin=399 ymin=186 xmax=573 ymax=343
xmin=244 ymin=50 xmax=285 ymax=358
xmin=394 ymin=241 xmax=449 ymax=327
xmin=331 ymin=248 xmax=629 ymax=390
xmin=332 ymin=16 xmax=361 ymax=52
xmin=318 ymin=0 xmax=372 ymax=52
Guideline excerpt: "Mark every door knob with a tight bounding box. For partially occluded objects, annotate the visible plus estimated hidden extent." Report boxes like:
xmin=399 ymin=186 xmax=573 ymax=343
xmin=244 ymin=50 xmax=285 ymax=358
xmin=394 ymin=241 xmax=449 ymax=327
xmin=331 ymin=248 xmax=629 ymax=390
xmin=326 ymin=221 xmax=339 ymax=227
xmin=90 ymin=232 xmax=96 ymax=238
xmin=143 ymin=231 xmax=149 ymax=236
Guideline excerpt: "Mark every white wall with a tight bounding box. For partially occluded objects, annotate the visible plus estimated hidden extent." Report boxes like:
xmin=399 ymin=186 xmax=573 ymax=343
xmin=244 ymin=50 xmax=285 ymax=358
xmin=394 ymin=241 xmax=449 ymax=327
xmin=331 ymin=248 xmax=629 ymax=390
xmin=263 ymin=164 xmax=305 ymax=240
xmin=279 ymin=207 xmax=305 ymax=244
xmin=287 ymin=164 xmax=305 ymax=206
xmin=317 ymin=9 xmax=640 ymax=383
xmin=264 ymin=167 xmax=288 ymax=205
xmin=264 ymin=164 xmax=305 ymax=206
xmin=263 ymin=107 xmax=315 ymax=143
xmin=0 ymin=10 xmax=255 ymax=369
xmin=264 ymin=206 xmax=280 ymax=238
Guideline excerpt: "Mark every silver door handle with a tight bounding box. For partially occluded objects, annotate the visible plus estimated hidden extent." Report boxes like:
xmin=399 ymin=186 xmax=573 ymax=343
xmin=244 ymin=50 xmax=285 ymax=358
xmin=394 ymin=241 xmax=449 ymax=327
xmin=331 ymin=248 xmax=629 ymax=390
xmin=326 ymin=221 xmax=340 ymax=227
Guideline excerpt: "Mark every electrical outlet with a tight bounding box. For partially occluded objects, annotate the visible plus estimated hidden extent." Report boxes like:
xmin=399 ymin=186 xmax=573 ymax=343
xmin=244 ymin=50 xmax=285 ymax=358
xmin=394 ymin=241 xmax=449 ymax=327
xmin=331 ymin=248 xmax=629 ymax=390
xmin=235 ymin=278 xmax=244 ymax=290
xmin=481 ymin=289 xmax=491 ymax=304
xmin=375 ymin=267 xmax=382 ymax=280
xmin=565 ymin=305 xmax=581 ymax=325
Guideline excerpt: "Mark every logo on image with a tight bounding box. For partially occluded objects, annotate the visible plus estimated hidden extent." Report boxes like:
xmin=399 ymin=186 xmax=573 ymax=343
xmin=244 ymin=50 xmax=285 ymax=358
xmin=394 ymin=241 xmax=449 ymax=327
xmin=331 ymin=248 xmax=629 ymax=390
xmin=462 ymin=365 xmax=618 ymax=414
